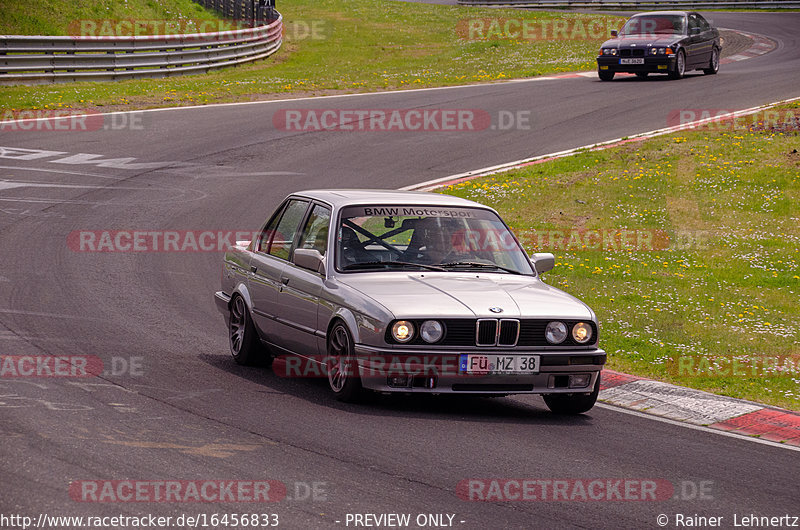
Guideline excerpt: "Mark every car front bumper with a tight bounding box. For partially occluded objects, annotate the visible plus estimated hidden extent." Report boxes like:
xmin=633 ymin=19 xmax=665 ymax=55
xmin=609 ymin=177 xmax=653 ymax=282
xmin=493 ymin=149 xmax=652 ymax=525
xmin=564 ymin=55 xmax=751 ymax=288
xmin=353 ymin=344 xmax=605 ymax=395
xmin=597 ymin=55 xmax=675 ymax=74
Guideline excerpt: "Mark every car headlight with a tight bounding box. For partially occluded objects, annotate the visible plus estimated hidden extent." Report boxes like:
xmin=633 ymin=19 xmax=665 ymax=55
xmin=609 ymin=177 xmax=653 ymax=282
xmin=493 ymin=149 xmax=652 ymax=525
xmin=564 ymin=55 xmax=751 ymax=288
xmin=420 ymin=320 xmax=444 ymax=344
xmin=545 ymin=321 xmax=568 ymax=344
xmin=572 ymin=322 xmax=593 ymax=344
xmin=602 ymin=48 xmax=617 ymax=56
xmin=392 ymin=321 xmax=415 ymax=343
xmin=650 ymin=48 xmax=658 ymax=55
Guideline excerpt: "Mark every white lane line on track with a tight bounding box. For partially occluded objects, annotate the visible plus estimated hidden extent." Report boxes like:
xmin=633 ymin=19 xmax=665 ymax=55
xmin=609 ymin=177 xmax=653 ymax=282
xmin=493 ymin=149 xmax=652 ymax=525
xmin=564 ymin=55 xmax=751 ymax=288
xmin=596 ymin=403 xmax=800 ymax=453
xmin=401 ymin=94 xmax=800 ymax=191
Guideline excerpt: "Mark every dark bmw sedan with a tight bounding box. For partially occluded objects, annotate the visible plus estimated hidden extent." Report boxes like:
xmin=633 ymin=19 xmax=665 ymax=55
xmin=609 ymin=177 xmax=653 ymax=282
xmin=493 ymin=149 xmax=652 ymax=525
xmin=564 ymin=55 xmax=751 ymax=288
xmin=597 ymin=11 xmax=720 ymax=81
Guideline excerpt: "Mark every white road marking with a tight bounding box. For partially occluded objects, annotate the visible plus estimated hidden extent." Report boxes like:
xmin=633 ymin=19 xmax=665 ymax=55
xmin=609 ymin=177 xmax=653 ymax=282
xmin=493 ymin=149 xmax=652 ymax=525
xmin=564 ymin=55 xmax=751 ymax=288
xmin=402 ymin=94 xmax=800 ymax=191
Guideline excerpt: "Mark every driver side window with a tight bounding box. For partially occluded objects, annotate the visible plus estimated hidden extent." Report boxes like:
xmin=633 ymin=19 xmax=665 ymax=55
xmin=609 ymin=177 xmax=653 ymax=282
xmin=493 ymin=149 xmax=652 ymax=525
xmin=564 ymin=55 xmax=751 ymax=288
xmin=259 ymin=199 xmax=309 ymax=260
xmin=299 ymin=204 xmax=332 ymax=255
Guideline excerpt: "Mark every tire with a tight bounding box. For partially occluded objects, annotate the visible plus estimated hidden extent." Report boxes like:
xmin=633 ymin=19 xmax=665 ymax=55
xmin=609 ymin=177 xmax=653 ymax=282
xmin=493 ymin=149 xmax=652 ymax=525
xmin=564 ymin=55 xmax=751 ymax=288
xmin=326 ymin=322 xmax=363 ymax=402
xmin=598 ymin=70 xmax=615 ymax=81
xmin=542 ymin=378 xmax=599 ymax=415
xmin=703 ymin=47 xmax=720 ymax=75
xmin=635 ymin=72 xmax=648 ymax=79
xmin=668 ymin=49 xmax=686 ymax=80
xmin=229 ymin=295 xmax=272 ymax=366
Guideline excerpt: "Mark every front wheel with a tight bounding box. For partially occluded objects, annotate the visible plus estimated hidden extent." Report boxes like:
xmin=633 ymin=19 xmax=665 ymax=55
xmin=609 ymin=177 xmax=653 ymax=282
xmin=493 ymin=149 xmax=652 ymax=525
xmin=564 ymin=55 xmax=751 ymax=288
xmin=668 ymin=50 xmax=686 ymax=80
xmin=598 ymin=70 xmax=615 ymax=81
xmin=229 ymin=295 xmax=272 ymax=366
xmin=542 ymin=378 xmax=599 ymax=414
xmin=326 ymin=322 xmax=363 ymax=402
xmin=703 ymin=47 xmax=720 ymax=75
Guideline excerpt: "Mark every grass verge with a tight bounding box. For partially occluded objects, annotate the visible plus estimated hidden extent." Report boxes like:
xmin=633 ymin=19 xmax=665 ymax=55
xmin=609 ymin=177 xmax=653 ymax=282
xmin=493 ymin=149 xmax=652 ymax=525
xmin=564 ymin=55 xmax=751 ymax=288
xmin=441 ymin=103 xmax=800 ymax=411
xmin=0 ymin=0 xmax=220 ymax=36
xmin=0 ymin=0 xmax=623 ymax=112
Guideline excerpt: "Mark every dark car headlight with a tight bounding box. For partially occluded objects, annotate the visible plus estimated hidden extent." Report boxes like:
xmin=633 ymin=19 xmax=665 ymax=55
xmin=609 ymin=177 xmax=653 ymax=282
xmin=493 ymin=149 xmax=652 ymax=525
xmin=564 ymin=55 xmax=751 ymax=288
xmin=602 ymin=48 xmax=617 ymax=56
xmin=545 ymin=321 xmax=568 ymax=344
xmin=420 ymin=320 xmax=444 ymax=344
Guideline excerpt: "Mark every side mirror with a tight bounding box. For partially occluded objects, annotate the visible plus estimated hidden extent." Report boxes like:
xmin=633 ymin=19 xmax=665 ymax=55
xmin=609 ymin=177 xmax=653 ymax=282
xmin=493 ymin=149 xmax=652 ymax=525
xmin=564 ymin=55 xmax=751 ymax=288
xmin=610 ymin=30 xmax=618 ymax=37
xmin=293 ymin=248 xmax=325 ymax=274
xmin=531 ymin=252 xmax=555 ymax=275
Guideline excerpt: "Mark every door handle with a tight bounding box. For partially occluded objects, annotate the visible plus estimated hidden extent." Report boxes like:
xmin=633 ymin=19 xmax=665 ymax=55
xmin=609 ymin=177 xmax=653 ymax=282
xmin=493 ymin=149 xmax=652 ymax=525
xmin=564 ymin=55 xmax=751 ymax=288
xmin=281 ymin=277 xmax=290 ymax=285
xmin=250 ymin=265 xmax=258 ymax=273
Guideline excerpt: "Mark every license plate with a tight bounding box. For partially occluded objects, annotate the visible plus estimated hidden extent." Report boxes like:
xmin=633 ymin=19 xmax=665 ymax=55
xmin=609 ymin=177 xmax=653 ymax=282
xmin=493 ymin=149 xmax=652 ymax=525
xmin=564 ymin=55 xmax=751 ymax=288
xmin=459 ymin=354 xmax=539 ymax=374
xmin=620 ymin=58 xmax=644 ymax=65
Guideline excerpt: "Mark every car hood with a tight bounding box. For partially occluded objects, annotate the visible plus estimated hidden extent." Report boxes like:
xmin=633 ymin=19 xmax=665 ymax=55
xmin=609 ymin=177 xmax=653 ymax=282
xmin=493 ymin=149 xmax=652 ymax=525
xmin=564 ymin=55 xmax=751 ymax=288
xmin=602 ymin=35 xmax=681 ymax=48
xmin=337 ymin=273 xmax=594 ymax=320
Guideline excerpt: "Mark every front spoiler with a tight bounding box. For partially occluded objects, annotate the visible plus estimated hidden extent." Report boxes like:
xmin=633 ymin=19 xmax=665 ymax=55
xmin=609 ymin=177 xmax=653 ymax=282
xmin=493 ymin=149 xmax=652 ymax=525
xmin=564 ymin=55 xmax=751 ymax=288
xmin=353 ymin=345 xmax=605 ymax=395
xmin=597 ymin=56 xmax=675 ymax=73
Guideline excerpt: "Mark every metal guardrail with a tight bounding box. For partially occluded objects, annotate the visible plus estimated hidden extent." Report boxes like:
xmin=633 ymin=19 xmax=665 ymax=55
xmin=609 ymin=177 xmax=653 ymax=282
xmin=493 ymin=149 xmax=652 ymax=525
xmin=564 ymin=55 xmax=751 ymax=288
xmin=0 ymin=14 xmax=282 ymax=86
xmin=458 ymin=0 xmax=800 ymax=8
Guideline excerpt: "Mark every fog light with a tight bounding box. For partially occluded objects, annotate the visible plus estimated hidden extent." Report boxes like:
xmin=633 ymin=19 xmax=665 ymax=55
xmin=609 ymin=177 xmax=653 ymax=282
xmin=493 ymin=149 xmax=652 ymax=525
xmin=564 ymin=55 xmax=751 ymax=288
xmin=569 ymin=374 xmax=592 ymax=388
xmin=388 ymin=375 xmax=409 ymax=388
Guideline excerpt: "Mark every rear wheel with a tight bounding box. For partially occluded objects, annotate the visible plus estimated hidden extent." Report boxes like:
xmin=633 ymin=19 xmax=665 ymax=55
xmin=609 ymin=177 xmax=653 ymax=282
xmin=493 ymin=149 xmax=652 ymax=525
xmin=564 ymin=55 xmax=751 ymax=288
xmin=598 ymin=70 xmax=615 ymax=81
xmin=635 ymin=72 xmax=648 ymax=79
xmin=326 ymin=322 xmax=363 ymax=402
xmin=703 ymin=47 xmax=720 ymax=75
xmin=543 ymin=378 xmax=599 ymax=415
xmin=229 ymin=295 xmax=272 ymax=366
xmin=668 ymin=50 xmax=686 ymax=80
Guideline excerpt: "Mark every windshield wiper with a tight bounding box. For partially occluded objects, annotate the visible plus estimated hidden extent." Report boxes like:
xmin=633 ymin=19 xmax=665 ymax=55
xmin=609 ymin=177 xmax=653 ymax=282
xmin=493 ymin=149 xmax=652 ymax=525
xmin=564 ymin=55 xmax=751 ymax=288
xmin=342 ymin=261 xmax=446 ymax=272
xmin=439 ymin=261 xmax=523 ymax=275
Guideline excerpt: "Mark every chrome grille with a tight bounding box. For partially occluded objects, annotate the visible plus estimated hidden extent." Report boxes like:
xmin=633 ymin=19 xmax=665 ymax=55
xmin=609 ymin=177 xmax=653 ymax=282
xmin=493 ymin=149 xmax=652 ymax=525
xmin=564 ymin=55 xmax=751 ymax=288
xmin=475 ymin=319 xmax=519 ymax=347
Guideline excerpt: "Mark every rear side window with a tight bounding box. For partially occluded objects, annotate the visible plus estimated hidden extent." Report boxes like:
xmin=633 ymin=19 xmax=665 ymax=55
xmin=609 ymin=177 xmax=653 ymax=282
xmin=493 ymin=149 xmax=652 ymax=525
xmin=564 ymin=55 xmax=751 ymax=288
xmin=260 ymin=199 xmax=309 ymax=260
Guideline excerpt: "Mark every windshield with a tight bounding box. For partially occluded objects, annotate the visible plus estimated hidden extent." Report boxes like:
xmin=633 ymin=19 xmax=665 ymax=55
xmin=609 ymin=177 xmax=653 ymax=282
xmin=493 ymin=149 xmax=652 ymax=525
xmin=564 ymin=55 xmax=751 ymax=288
xmin=620 ymin=15 xmax=685 ymax=36
xmin=336 ymin=205 xmax=534 ymax=275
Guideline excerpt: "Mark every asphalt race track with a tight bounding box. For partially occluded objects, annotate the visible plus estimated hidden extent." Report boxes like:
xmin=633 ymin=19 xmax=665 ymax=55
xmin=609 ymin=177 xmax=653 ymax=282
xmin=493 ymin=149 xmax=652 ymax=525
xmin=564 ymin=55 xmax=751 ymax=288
xmin=1 ymin=11 xmax=799 ymax=530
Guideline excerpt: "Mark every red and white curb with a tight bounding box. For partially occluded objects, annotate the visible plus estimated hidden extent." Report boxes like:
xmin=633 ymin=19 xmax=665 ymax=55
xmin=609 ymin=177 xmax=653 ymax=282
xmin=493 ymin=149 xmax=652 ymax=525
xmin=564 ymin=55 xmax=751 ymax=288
xmin=600 ymin=370 xmax=800 ymax=446
xmin=719 ymin=29 xmax=777 ymax=64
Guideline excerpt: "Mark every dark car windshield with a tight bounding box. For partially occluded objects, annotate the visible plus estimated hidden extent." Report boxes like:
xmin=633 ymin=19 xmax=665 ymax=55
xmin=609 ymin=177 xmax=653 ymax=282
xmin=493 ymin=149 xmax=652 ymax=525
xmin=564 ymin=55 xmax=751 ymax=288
xmin=620 ymin=15 xmax=685 ymax=36
xmin=336 ymin=205 xmax=534 ymax=275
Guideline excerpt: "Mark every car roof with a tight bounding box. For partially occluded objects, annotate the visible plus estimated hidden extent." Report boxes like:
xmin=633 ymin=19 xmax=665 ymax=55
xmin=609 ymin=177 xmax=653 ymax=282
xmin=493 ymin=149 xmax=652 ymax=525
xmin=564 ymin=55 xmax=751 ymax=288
xmin=631 ymin=11 xmax=690 ymax=16
xmin=291 ymin=189 xmax=493 ymax=210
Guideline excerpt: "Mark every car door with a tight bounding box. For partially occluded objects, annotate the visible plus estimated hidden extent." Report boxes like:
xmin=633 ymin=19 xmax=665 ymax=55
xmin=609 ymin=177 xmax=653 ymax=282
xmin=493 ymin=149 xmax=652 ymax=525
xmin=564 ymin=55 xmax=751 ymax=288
xmin=695 ymin=14 xmax=714 ymax=65
xmin=274 ymin=202 xmax=332 ymax=355
xmin=686 ymin=13 xmax=710 ymax=67
xmin=248 ymin=198 xmax=310 ymax=348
